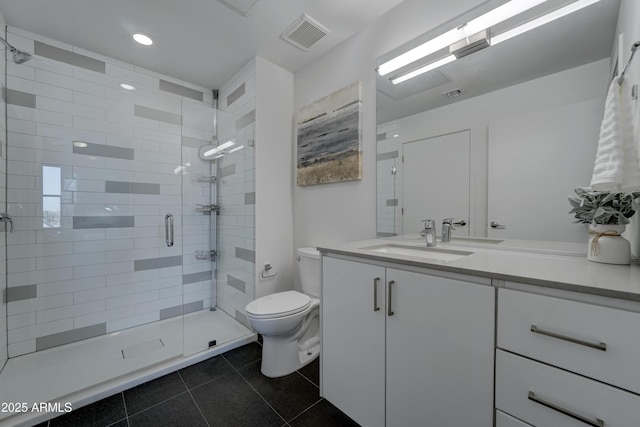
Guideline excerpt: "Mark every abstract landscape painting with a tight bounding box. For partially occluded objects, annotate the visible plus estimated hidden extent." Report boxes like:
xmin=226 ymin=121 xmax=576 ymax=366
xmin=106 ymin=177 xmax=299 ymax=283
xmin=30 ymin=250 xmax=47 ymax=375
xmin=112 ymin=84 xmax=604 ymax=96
xmin=297 ymin=81 xmax=362 ymax=186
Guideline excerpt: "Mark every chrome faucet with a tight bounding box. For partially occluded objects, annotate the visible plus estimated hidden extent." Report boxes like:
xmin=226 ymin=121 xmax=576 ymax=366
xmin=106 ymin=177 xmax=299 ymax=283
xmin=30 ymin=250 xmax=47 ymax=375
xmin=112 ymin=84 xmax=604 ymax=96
xmin=442 ymin=218 xmax=455 ymax=243
xmin=421 ymin=219 xmax=437 ymax=247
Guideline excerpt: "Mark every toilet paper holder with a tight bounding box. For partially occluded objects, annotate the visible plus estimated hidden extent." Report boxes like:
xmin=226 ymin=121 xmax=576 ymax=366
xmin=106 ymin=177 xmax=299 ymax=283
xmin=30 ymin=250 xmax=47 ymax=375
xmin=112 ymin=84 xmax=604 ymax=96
xmin=260 ymin=263 xmax=277 ymax=279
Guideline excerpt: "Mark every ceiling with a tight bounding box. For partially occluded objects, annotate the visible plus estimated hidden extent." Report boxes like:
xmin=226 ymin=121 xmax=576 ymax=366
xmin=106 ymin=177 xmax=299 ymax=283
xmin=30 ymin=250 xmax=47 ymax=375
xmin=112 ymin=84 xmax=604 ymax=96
xmin=0 ymin=0 xmax=406 ymax=90
xmin=376 ymin=0 xmax=621 ymax=123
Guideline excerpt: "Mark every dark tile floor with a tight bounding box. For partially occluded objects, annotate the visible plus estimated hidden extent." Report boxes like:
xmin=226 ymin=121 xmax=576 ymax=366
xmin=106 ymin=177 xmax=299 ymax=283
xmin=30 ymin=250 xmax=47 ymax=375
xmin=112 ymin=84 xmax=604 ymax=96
xmin=35 ymin=342 xmax=360 ymax=427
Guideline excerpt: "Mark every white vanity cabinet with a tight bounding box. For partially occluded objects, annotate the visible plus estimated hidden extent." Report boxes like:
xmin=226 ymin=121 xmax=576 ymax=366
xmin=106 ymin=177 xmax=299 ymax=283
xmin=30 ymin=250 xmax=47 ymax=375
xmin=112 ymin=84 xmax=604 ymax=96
xmin=496 ymin=287 xmax=640 ymax=426
xmin=322 ymin=255 xmax=495 ymax=427
xmin=322 ymin=256 xmax=386 ymax=427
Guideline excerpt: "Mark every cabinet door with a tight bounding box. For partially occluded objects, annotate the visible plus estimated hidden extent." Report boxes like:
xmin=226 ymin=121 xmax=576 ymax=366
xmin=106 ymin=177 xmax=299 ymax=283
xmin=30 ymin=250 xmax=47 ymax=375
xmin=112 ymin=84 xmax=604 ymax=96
xmin=385 ymin=269 xmax=495 ymax=427
xmin=322 ymin=257 xmax=386 ymax=427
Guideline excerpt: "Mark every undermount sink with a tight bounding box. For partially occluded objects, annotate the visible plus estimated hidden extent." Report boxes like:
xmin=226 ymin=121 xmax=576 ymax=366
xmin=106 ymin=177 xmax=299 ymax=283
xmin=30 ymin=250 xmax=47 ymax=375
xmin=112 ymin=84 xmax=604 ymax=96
xmin=361 ymin=244 xmax=473 ymax=262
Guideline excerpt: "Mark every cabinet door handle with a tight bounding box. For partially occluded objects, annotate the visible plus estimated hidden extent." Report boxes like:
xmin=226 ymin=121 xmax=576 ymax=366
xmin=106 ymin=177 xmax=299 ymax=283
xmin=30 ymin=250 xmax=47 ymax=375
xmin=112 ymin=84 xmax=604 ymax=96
xmin=387 ymin=280 xmax=395 ymax=316
xmin=530 ymin=325 xmax=607 ymax=351
xmin=528 ymin=391 xmax=604 ymax=427
xmin=373 ymin=277 xmax=380 ymax=312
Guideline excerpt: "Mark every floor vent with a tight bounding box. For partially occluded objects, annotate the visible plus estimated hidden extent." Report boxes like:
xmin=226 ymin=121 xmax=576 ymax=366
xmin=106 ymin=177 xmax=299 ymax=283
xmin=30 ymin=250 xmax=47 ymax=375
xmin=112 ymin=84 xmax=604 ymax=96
xmin=281 ymin=14 xmax=330 ymax=51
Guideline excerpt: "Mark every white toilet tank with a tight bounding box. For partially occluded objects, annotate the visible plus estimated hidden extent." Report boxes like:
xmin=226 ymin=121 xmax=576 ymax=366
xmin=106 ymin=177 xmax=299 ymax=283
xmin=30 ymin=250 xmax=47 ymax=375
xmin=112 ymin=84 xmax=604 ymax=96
xmin=297 ymin=247 xmax=320 ymax=298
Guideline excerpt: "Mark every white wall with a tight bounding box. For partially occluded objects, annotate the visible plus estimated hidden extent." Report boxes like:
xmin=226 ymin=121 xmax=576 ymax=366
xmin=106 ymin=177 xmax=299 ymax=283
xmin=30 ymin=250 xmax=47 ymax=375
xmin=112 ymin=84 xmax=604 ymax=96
xmin=255 ymin=56 xmax=294 ymax=298
xmin=614 ymin=0 xmax=640 ymax=256
xmin=294 ymin=0 xmax=640 ymax=260
xmin=293 ymin=0 xmax=487 ymax=259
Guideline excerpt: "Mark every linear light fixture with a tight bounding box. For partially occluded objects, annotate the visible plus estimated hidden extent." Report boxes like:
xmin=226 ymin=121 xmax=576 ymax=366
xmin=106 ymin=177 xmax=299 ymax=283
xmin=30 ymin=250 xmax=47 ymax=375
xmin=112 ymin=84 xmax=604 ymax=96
xmin=390 ymin=0 xmax=602 ymax=85
xmin=491 ymin=0 xmax=601 ymax=45
xmin=228 ymin=145 xmax=245 ymax=154
xmin=202 ymin=139 xmax=236 ymax=158
xmin=378 ymin=0 xmax=550 ymax=77
xmin=391 ymin=55 xmax=457 ymax=85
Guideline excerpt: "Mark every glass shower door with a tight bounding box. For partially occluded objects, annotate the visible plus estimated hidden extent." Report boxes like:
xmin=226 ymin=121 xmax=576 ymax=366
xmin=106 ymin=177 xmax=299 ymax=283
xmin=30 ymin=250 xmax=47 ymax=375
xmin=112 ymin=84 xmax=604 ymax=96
xmin=180 ymin=99 xmax=217 ymax=356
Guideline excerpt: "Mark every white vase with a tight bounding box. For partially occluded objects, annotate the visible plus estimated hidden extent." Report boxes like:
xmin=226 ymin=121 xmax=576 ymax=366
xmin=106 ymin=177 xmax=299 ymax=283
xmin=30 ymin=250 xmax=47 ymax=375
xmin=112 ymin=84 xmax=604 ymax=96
xmin=587 ymin=224 xmax=630 ymax=265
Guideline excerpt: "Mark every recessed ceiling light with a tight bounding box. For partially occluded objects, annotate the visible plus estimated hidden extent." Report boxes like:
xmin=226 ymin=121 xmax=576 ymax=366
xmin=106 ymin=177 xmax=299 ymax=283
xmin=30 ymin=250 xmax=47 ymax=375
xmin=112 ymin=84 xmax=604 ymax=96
xmin=133 ymin=33 xmax=153 ymax=46
xmin=73 ymin=141 xmax=88 ymax=148
xmin=120 ymin=83 xmax=135 ymax=91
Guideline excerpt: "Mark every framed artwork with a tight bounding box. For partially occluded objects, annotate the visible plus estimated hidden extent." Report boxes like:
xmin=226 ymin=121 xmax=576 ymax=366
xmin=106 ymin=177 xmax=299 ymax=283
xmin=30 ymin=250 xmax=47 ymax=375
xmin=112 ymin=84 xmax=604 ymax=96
xmin=296 ymin=81 xmax=363 ymax=186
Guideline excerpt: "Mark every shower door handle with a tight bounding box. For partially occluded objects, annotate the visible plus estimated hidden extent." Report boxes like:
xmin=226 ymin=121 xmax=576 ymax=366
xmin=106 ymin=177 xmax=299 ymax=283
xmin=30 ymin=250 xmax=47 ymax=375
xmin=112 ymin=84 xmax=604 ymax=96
xmin=165 ymin=213 xmax=174 ymax=247
xmin=0 ymin=213 xmax=13 ymax=233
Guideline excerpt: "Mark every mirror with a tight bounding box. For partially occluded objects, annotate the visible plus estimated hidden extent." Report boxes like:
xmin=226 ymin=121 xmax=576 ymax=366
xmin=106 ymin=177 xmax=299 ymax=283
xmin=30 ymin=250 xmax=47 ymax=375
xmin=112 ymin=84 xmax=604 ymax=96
xmin=376 ymin=0 xmax=623 ymax=242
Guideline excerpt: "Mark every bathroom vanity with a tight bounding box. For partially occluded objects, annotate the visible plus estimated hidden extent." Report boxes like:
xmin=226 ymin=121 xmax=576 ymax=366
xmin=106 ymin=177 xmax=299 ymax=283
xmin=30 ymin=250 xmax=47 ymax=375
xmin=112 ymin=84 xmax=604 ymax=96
xmin=319 ymin=237 xmax=640 ymax=427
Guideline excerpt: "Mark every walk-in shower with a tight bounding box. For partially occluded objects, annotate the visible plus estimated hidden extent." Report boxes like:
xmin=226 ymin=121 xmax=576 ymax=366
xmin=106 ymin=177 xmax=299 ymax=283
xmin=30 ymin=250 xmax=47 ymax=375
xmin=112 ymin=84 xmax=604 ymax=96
xmin=0 ymin=26 xmax=256 ymax=426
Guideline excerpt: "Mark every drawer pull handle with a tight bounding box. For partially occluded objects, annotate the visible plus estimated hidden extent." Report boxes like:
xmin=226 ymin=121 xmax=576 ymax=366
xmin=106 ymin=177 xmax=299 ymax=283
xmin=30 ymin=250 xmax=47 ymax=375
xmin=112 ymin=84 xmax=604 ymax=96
xmin=528 ymin=391 xmax=604 ymax=427
xmin=387 ymin=280 xmax=395 ymax=316
xmin=373 ymin=277 xmax=380 ymax=312
xmin=530 ymin=325 xmax=607 ymax=351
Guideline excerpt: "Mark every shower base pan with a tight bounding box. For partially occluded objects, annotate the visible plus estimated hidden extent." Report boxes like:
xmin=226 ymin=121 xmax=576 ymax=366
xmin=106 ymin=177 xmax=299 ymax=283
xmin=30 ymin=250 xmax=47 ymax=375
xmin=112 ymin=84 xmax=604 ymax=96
xmin=0 ymin=309 xmax=255 ymax=427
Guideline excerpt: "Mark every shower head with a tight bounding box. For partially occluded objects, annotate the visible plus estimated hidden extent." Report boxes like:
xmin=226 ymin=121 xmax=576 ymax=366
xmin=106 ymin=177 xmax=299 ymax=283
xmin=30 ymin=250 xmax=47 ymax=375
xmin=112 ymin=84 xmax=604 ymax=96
xmin=0 ymin=36 xmax=32 ymax=64
xmin=11 ymin=48 xmax=32 ymax=64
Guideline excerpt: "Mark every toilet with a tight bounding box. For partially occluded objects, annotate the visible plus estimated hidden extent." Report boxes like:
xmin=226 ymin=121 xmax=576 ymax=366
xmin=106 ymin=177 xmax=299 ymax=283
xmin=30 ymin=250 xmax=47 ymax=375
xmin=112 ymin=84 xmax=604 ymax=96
xmin=245 ymin=247 xmax=320 ymax=378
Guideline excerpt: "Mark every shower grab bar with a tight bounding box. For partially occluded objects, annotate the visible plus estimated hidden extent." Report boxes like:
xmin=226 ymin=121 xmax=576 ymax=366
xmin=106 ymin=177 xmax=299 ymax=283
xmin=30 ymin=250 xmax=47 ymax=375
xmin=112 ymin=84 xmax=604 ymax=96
xmin=0 ymin=213 xmax=13 ymax=233
xmin=165 ymin=213 xmax=174 ymax=247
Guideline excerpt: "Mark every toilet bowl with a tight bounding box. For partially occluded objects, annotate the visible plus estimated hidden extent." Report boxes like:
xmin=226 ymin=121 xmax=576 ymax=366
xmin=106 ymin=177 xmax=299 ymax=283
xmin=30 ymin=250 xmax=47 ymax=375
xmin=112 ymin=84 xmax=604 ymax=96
xmin=245 ymin=247 xmax=320 ymax=378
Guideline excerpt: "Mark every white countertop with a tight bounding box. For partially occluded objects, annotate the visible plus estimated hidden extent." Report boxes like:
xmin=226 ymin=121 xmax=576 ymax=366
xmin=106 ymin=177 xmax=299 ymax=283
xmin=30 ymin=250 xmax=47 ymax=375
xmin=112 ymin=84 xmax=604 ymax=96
xmin=318 ymin=236 xmax=640 ymax=302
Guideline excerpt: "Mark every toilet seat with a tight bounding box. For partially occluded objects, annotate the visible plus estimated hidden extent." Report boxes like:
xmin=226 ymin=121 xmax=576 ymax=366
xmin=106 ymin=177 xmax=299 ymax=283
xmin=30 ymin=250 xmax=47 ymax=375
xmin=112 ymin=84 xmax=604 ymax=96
xmin=246 ymin=291 xmax=311 ymax=319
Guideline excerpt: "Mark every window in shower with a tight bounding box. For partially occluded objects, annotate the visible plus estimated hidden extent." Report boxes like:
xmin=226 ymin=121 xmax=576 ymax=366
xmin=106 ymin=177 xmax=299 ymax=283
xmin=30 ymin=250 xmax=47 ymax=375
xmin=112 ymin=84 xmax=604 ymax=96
xmin=42 ymin=165 xmax=61 ymax=228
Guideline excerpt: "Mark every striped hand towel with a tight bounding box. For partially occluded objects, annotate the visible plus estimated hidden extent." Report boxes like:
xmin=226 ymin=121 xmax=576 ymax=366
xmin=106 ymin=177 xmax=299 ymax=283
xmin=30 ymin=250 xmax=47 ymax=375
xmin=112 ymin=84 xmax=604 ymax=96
xmin=590 ymin=79 xmax=640 ymax=191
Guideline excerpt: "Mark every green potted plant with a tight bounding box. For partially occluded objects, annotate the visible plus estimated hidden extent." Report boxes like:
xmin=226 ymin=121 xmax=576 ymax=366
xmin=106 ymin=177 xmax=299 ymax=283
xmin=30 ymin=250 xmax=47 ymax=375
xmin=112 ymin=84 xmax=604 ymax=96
xmin=568 ymin=187 xmax=640 ymax=264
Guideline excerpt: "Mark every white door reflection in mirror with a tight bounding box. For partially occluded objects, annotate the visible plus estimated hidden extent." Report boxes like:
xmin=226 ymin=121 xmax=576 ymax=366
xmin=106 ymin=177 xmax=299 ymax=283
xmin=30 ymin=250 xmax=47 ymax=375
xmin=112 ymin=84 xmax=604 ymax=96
xmin=401 ymin=130 xmax=470 ymax=237
xmin=487 ymin=98 xmax=602 ymax=242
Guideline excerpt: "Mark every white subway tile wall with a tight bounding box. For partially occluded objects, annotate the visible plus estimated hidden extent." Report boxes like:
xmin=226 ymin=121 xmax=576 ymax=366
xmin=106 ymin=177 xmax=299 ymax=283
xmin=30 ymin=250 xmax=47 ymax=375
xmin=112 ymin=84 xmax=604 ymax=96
xmin=3 ymin=26 xmax=240 ymax=357
xmin=216 ymin=59 xmax=256 ymax=326
xmin=1 ymin=18 xmax=10 ymax=368
xmin=376 ymin=121 xmax=399 ymax=236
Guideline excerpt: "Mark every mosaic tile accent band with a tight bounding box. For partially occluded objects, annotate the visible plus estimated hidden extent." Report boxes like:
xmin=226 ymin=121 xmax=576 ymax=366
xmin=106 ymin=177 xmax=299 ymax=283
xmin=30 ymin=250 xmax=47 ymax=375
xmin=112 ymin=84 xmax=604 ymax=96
xmin=134 ymin=256 xmax=183 ymax=272
xmin=36 ymin=323 xmax=107 ymax=351
xmin=159 ymin=79 xmax=204 ymax=101
xmin=34 ymin=41 xmax=106 ymax=73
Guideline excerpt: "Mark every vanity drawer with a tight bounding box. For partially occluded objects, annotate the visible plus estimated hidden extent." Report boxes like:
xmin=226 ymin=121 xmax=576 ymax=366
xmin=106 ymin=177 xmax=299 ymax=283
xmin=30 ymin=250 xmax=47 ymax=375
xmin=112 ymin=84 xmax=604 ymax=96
xmin=498 ymin=288 xmax=640 ymax=393
xmin=496 ymin=410 xmax=532 ymax=427
xmin=496 ymin=349 xmax=640 ymax=427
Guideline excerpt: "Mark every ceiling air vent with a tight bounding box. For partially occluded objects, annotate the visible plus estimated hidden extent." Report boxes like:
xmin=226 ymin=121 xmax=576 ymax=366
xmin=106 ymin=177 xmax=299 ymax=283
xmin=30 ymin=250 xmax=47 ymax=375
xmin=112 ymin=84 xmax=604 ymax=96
xmin=443 ymin=88 xmax=464 ymax=99
xmin=449 ymin=30 xmax=490 ymax=59
xmin=281 ymin=14 xmax=330 ymax=51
